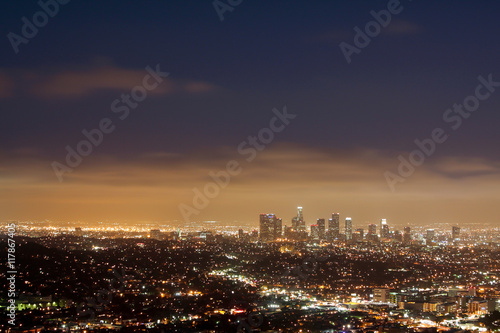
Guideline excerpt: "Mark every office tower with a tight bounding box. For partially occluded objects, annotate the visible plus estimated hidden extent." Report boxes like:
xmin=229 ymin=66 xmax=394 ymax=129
xmin=296 ymin=206 xmax=305 ymax=232
xmin=366 ymin=223 xmax=378 ymax=241
xmin=426 ymin=229 xmax=435 ymax=242
xmin=317 ymin=218 xmax=326 ymax=240
xmin=452 ymin=226 xmax=460 ymax=240
xmin=238 ymin=228 xmax=244 ymax=239
xmin=275 ymin=218 xmax=282 ymax=239
xmin=403 ymin=226 xmax=411 ymax=244
xmin=259 ymin=214 xmax=281 ymax=241
xmin=355 ymin=228 xmax=364 ymax=240
xmin=380 ymin=219 xmax=389 ymax=238
xmin=394 ymin=230 xmax=402 ymax=242
xmin=328 ymin=213 xmax=340 ymax=238
xmin=327 ymin=219 xmax=334 ymax=240
xmin=200 ymin=230 xmax=213 ymax=241
xmin=368 ymin=224 xmax=376 ymax=235
xmin=345 ymin=217 xmax=352 ymax=240
xmin=74 ymin=227 xmax=83 ymax=237
xmin=297 ymin=206 xmax=303 ymax=221
xmin=310 ymin=224 xmax=319 ymax=240
xmin=373 ymin=288 xmax=390 ymax=302
xmin=150 ymin=229 xmax=162 ymax=241
xmin=291 ymin=216 xmax=298 ymax=230
xmin=259 ymin=214 xmax=274 ymax=241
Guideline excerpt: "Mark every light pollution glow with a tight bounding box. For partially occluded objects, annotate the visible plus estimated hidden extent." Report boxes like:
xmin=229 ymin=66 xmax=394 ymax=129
xmin=1 ymin=143 xmax=499 ymax=226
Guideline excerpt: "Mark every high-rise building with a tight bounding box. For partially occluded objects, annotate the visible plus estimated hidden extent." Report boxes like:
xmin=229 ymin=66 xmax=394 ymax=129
xmin=259 ymin=214 xmax=281 ymax=241
xmin=297 ymin=206 xmax=303 ymax=221
xmin=260 ymin=214 xmax=274 ymax=241
xmin=403 ymin=226 xmax=411 ymax=244
xmin=368 ymin=224 xmax=376 ymax=235
xmin=367 ymin=223 xmax=378 ymax=242
xmin=150 ymin=229 xmax=162 ymax=241
xmin=328 ymin=213 xmax=340 ymax=238
xmin=317 ymin=218 xmax=326 ymax=240
xmin=426 ymin=229 xmax=435 ymax=242
xmin=275 ymin=218 xmax=282 ymax=239
xmin=355 ymin=228 xmax=364 ymax=240
xmin=345 ymin=217 xmax=352 ymax=241
xmin=380 ymin=219 xmax=389 ymax=238
xmin=74 ymin=227 xmax=83 ymax=237
xmin=310 ymin=224 xmax=319 ymax=240
xmin=292 ymin=206 xmax=305 ymax=232
xmin=452 ymin=226 xmax=460 ymax=240
xmin=394 ymin=230 xmax=402 ymax=242
xmin=373 ymin=288 xmax=390 ymax=302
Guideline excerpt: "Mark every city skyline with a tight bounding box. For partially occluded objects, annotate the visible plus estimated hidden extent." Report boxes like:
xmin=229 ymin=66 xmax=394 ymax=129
xmin=3 ymin=203 xmax=496 ymax=229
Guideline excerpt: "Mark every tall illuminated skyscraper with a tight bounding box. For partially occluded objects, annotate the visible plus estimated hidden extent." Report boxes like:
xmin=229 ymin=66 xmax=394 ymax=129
xmin=259 ymin=213 xmax=281 ymax=242
xmin=317 ymin=218 xmax=326 ymax=239
xmin=328 ymin=213 xmax=340 ymax=237
xmin=403 ymin=226 xmax=411 ymax=244
xmin=345 ymin=217 xmax=352 ymax=240
xmin=310 ymin=224 xmax=320 ymax=240
xmin=297 ymin=206 xmax=303 ymax=221
xmin=380 ymin=219 xmax=389 ymax=238
xmin=368 ymin=224 xmax=377 ymax=236
xmin=275 ymin=218 xmax=282 ymax=239
xmin=426 ymin=229 xmax=435 ymax=242
xmin=355 ymin=228 xmax=364 ymax=240
xmin=296 ymin=206 xmax=305 ymax=232
xmin=452 ymin=226 xmax=460 ymax=240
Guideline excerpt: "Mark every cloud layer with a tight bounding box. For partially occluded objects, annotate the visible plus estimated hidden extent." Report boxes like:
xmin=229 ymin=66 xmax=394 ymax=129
xmin=1 ymin=143 xmax=499 ymax=226
xmin=0 ymin=65 xmax=219 ymax=99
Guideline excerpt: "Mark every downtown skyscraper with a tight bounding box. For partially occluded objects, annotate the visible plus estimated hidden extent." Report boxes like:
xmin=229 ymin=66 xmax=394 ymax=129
xmin=317 ymin=218 xmax=326 ymax=240
xmin=380 ymin=218 xmax=389 ymax=238
xmin=292 ymin=206 xmax=306 ymax=232
xmin=328 ymin=213 xmax=340 ymax=239
xmin=345 ymin=217 xmax=352 ymax=241
xmin=259 ymin=213 xmax=282 ymax=242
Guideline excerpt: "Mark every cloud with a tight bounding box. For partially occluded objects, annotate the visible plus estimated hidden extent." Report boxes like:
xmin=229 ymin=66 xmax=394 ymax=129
xmin=0 ymin=65 xmax=220 ymax=99
xmin=3 ymin=143 xmax=500 ymax=191
xmin=314 ymin=20 xmax=422 ymax=43
xmin=427 ymin=156 xmax=500 ymax=179
xmin=312 ymin=30 xmax=353 ymax=43
xmin=383 ymin=20 xmax=423 ymax=35
xmin=0 ymin=72 xmax=14 ymax=98
xmin=0 ymin=143 xmax=500 ymax=193
xmin=2 ymin=143 xmax=500 ymax=225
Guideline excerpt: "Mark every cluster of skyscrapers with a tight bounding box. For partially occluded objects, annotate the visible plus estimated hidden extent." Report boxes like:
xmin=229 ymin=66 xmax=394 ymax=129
xmin=259 ymin=206 xmax=460 ymax=243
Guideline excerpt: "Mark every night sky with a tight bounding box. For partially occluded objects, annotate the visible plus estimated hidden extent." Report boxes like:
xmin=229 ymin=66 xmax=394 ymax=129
xmin=1 ymin=1 xmax=500 ymax=226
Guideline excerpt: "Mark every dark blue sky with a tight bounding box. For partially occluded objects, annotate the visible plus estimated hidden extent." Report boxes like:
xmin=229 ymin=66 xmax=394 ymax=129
xmin=2 ymin=0 xmax=500 ymax=158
